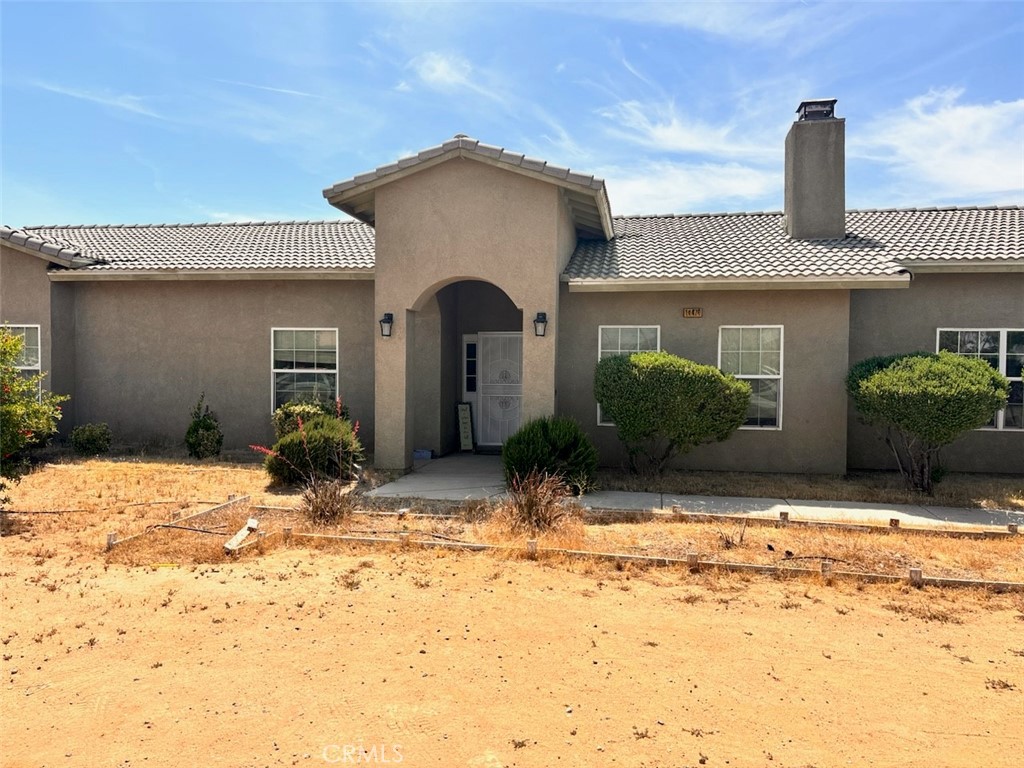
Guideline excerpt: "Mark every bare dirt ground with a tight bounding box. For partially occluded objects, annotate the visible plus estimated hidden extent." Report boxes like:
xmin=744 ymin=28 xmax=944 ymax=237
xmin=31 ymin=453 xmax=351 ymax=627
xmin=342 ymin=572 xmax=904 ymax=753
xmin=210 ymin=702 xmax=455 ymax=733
xmin=2 ymin=459 xmax=1023 ymax=767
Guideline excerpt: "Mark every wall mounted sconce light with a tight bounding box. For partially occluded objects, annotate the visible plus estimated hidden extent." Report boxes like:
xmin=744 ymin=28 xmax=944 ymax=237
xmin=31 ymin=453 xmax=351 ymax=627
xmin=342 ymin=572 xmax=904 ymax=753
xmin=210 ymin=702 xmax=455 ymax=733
xmin=379 ymin=312 xmax=394 ymax=338
xmin=533 ymin=312 xmax=548 ymax=337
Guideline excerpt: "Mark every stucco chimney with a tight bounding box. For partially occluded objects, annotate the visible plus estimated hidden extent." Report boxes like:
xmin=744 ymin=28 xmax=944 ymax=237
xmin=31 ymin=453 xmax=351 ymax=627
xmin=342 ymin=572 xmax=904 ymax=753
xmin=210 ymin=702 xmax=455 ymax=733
xmin=784 ymin=99 xmax=845 ymax=240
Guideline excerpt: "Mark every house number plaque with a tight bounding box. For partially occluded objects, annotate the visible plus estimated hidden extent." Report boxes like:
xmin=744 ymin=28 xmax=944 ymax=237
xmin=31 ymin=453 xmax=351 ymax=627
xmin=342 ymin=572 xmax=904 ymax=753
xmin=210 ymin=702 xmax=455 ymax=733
xmin=682 ymin=307 xmax=703 ymax=319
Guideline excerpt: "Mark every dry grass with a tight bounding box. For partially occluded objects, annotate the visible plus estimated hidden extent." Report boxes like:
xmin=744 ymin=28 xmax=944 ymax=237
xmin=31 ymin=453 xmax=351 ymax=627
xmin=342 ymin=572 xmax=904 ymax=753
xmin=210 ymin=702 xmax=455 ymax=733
xmin=599 ymin=468 xmax=1024 ymax=510
xmin=3 ymin=457 xmax=1022 ymax=586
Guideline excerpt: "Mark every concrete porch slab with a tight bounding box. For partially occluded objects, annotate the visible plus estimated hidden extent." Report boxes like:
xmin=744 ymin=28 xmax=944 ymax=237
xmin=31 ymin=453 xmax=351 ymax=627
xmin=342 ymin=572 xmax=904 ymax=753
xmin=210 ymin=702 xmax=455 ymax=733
xmin=366 ymin=454 xmax=506 ymax=501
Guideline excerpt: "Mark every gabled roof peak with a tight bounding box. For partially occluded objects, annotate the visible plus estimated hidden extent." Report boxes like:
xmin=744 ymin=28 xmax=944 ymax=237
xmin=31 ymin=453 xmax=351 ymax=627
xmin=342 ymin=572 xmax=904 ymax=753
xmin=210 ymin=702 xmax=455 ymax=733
xmin=322 ymin=136 xmax=614 ymax=240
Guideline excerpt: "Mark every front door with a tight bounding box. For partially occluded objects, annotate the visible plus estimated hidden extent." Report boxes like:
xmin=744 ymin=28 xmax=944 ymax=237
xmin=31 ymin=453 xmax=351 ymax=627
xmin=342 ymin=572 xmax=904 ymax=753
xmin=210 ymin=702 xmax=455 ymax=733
xmin=476 ymin=332 xmax=523 ymax=446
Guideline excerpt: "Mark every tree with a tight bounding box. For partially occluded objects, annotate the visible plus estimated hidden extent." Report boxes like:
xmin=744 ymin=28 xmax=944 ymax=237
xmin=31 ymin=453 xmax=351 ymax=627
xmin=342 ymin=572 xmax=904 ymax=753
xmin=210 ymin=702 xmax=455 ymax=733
xmin=0 ymin=328 xmax=68 ymax=506
xmin=594 ymin=351 xmax=750 ymax=475
xmin=846 ymin=351 xmax=1008 ymax=494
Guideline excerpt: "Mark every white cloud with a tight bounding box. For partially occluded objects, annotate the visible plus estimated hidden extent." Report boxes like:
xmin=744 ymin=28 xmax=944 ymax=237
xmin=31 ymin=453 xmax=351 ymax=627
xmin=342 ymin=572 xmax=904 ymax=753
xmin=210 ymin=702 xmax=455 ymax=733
xmin=412 ymin=51 xmax=474 ymax=90
xmin=852 ymin=89 xmax=1024 ymax=203
xmin=600 ymin=161 xmax=778 ymax=215
xmin=213 ymin=79 xmax=321 ymax=99
xmin=33 ymin=81 xmax=164 ymax=119
xmin=555 ymin=2 xmax=868 ymax=52
xmin=598 ymin=99 xmax=780 ymax=161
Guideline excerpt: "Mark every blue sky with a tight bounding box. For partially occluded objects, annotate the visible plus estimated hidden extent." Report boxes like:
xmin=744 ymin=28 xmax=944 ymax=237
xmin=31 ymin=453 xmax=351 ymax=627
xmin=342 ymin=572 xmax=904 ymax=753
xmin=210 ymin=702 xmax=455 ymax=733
xmin=2 ymin=1 xmax=1022 ymax=226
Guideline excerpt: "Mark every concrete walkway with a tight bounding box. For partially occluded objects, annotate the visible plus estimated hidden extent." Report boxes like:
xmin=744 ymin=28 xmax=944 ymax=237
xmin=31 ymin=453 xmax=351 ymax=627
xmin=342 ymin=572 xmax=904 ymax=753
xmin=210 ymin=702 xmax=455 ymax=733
xmin=367 ymin=454 xmax=1024 ymax=530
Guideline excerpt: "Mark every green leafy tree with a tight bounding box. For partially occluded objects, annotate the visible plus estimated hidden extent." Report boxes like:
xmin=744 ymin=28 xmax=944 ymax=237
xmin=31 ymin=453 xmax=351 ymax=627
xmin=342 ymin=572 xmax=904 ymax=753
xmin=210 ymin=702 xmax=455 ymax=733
xmin=594 ymin=351 xmax=750 ymax=475
xmin=1 ymin=328 xmax=67 ymax=506
xmin=846 ymin=351 xmax=1009 ymax=494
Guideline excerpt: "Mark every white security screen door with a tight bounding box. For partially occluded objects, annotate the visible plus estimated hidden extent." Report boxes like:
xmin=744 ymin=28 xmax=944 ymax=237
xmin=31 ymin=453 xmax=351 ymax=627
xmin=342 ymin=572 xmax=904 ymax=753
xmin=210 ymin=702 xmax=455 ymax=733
xmin=477 ymin=332 xmax=523 ymax=446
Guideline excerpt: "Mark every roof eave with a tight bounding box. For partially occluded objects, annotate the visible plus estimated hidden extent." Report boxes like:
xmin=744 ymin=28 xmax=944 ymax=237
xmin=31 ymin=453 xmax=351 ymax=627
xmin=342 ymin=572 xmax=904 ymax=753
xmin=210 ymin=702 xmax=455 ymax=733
xmin=901 ymin=259 xmax=1024 ymax=273
xmin=48 ymin=268 xmax=376 ymax=282
xmin=0 ymin=238 xmax=96 ymax=268
xmin=563 ymin=273 xmax=911 ymax=292
xmin=324 ymin=146 xmax=614 ymax=240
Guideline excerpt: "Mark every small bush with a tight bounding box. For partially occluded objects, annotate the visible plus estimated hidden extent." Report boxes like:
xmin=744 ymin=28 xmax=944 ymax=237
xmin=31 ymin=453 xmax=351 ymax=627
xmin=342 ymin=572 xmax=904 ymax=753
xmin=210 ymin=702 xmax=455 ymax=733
xmin=70 ymin=423 xmax=113 ymax=455
xmin=263 ymin=414 xmax=363 ymax=486
xmin=497 ymin=469 xmax=580 ymax=535
xmin=300 ymin=479 xmax=354 ymax=525
xmin=501 ymin=416 xmax=598 ymax=495
xmin=1 ymin=328 xmax=68 ymax=499
xmin=272 ymin=397 xmax=350 ymax=440
xmin=847 ymin=351 xmax=1008 ymax=493
xmin=594 ymin=351 xmax=750 ymax=475
xmin=185 ymin=393 xmax=223 ymax=460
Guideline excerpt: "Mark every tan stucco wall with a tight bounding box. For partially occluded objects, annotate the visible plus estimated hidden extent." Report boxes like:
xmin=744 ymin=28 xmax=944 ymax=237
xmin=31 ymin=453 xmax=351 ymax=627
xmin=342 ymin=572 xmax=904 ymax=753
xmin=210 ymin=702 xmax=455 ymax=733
xmin=849 ymin=272 xmax=1024 ymax=474
xmin=557 ymin=287 xmax=852 ymax=473
xmin=784 ymin=118 xmax=845 ymax=240
xmin=0 ymin=246 xmax=79 ymax=427
xmin=0 ymin=246 xmax=53 ymax=375
xmin=371 ymin=158 xmax=569 ymax=468
xmin=68 ymin=279 xmax=375 ymax=452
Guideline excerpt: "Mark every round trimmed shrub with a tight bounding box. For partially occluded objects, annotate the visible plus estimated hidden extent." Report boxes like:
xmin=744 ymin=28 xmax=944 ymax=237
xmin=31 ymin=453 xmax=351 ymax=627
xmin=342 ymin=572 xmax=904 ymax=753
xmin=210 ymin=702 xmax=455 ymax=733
xmin=846 ymin=351 xmax=1008 ymax=493
xmin=264 ymin=414 xmax=363 ymax=486
xmin=501 ymin=416 xmax=598 ymax=495
xmin=594 ymin=351 xmax=750 ymax=475
xmin=70 ymin=423 xmax=113 ymax=455
xmin=272 ymin=398 xmax=350 ymax=440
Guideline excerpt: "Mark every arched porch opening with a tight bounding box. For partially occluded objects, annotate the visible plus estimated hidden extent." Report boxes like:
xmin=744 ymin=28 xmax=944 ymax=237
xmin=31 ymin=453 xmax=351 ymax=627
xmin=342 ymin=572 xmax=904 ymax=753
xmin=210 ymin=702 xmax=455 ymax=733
xmin=411 ymin=279 xmax=523 ymax=456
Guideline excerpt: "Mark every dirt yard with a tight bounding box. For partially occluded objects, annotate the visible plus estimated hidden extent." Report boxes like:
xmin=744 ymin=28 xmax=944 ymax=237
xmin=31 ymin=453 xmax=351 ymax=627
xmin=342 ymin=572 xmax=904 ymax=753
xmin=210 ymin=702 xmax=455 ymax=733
xmin=2 ymin=459 xmax=1022 ymax=767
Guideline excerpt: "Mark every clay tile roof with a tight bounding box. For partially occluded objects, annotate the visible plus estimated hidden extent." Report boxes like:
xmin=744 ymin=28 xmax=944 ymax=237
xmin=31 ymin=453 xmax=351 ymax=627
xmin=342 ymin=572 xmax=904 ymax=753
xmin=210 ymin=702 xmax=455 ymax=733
xmin=564 ymin=206 xmax=1023 ymax=282
xmin=0 ymin=225 xmax=99 ymax=267
xmin=322 ymin=135 xmax=613 ymax=239
xmin=8 ymin=220 xmax=375 ymax=273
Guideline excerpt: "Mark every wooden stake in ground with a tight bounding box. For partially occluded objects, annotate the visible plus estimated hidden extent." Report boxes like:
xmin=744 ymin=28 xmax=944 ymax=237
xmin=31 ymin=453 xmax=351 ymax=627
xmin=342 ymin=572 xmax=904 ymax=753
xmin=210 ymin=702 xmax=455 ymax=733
xmin=224 ymin=518 xmax=259 ymax=554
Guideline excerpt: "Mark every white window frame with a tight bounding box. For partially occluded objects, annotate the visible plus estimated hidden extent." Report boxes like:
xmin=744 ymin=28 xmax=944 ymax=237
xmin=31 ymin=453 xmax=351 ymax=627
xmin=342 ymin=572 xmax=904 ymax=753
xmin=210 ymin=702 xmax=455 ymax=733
xmin=936 ymin=328 xmax=1023 ymax=431
xmin=462 ymin=334 xmax=479 ymax=443
xmin=596 ymin=325 xmax=661 ymax=426
xmin=3 ymin=324 xmax=42 ymax=396
xmin=718 ymin=325 xmax=784 ymax=431
xmin=270 ymin=327 xmax=339 ymax=413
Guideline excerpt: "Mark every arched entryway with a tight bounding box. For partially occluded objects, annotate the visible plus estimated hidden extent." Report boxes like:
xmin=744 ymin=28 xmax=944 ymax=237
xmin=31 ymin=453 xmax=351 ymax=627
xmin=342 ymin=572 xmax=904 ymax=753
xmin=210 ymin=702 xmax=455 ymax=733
xmin=411 ymin=280 xmax=523 ymax=456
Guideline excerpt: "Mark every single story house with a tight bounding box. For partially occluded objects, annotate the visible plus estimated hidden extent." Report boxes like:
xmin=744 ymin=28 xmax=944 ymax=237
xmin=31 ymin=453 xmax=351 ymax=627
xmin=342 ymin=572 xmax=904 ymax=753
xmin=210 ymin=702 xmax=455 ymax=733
xmin=1 ymin=100 xmax=1021 ymax=474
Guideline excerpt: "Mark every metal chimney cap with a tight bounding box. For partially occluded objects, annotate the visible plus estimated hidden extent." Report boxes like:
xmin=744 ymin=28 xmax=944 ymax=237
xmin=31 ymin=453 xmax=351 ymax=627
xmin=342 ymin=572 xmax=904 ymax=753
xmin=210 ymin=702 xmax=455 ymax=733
xmin=796 ymin=99 xmax=838 ymax=121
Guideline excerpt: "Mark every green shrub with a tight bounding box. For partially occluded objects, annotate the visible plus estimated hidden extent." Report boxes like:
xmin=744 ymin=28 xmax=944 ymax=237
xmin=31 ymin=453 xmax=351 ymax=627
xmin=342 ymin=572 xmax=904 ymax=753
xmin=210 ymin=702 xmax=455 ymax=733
xmin=594 ymin=351 xmax=750 ymax=475
xmin=847 ymin=351 xmax=1008 ymax=494
xmin=185 ymin=393 xmax=223 ymax=460
xmin=70 ymin=423 xmax=113 ymax=455
xmin=263 ymin=414 xmax=363 ymax=486
xmin=272 ymin=397 xmax=350 ymax=440
xmin=1 ymin=328 xmax=68 ymax=505
xmin=501 ymin=416 xmax=598 ymax=495
xmin=845 ymin=352 xmax=931 ymax=419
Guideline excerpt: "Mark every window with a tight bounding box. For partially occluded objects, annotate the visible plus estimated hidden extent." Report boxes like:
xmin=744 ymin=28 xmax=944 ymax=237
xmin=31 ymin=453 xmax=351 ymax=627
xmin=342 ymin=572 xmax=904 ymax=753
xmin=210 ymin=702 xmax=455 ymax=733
xmin=464 ymin=338 xmax=478 ymax=395
xmin=719 ymin=326 xmax=783 ymax=429
xmin=937 ymin=328 xmax=1023 ymax=430
xmin=271 ymin=328 xmax=338 ymax=410
xmin=597 ymin=325 xmax=660 ymax=425
xmin=4 ymin=325 xmax=41 ymax=394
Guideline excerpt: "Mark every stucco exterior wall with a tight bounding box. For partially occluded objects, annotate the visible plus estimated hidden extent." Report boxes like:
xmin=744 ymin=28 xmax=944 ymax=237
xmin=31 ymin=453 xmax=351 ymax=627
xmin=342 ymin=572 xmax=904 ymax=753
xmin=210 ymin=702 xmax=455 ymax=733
xmin=372 ymin=158 xmax=566 ymax=467
xmin=849 ymin=272 xmax=1024 ymax=474
xmin=0 ymin=246 xmax=78 ymax=427
xmin=68 ymin=279 xmax=375 ymax=452
xmin=0 ymin=246 xmax=53 ymax=375
xmin=557 ymin=286 xmax=852 ymax=474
